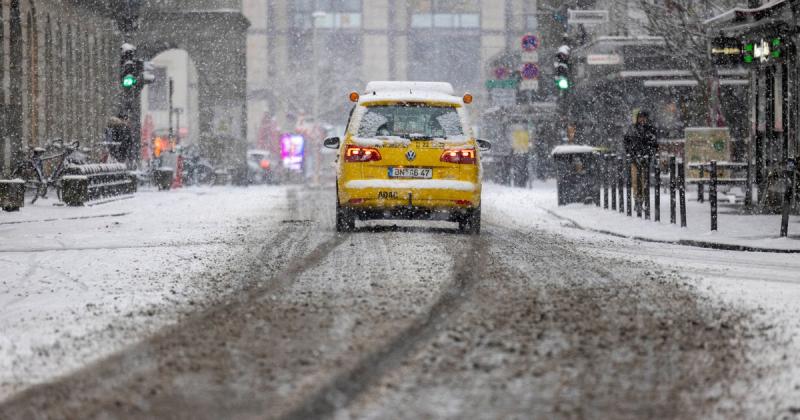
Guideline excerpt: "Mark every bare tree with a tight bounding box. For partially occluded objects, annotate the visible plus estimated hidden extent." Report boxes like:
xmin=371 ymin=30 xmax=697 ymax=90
xmin=620 ymin=0 xmax=744 ymax=126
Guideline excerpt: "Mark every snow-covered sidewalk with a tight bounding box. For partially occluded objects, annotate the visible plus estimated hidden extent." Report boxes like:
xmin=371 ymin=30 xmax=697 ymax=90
xmin=485 ymin=181 xmax=800 ymax=252
xmin=0 ymin=185 xmax=288 ymax=401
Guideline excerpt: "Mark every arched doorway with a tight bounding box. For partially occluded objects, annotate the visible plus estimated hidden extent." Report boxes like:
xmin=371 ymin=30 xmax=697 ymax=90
xmin=140 ymin=48 xmax=200 ymax=160
xmin=135 ymin=9 xmax=248 ymax=170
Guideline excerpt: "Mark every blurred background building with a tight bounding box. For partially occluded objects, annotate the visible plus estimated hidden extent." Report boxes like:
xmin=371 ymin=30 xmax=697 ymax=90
xmin=243 ymin=0 xmax=562 ymax=145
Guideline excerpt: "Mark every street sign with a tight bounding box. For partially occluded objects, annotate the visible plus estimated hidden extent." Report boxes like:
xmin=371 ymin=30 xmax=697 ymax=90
xmin=485 ymin=79 xmax=518 ymax=89
xmin=489 ymin=88 xmax=517 ymax=108
xmin=521 ymin=34 xmax=539 ymax=52
xmin=587 ymin=54 xmax=622 ymax=65
xmin=520 ymin=79 xmax=539 ymax=91
xmin=512 ymin=126 xmax=530 ymax=154
xmin=521 ymin=52 xmax=539 ymax=62
xmin=568 ymin=9 xmax=608 ymax=25
xmin=520 ymin=63 xmax=540 ymax=80
xmin=493 ymin=67 xmax=510 ymax=79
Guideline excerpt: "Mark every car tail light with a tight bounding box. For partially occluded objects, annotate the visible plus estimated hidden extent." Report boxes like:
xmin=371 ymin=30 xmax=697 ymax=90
xmin=259 ymin=159 xmax=270 ymax=169
xmin=345 ymin=145 xmax=382 ymax=162
xmin=440 ymin=149 xmax=476 ymax=164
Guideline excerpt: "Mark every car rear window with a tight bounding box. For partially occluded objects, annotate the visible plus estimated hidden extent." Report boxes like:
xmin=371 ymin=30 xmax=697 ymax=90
xmin=356 ymin=104 xmax=463 ymax=139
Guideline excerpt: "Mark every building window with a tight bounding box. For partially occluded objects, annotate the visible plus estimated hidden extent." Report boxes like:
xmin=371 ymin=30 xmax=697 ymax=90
xmin=525 ymin=14 xmax=538 ymax=31
xmin=410 ymin=0 xmax=480 ymax=28
xmin=291 ymin=0 xmax=362 ymax=30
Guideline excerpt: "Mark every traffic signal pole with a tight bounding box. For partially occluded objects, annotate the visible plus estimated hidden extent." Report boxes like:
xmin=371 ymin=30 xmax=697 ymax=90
xmin=118 ymin=41 xmax=155 ymax=164
xmin=168 ymin=78 xmax=174 ymax=145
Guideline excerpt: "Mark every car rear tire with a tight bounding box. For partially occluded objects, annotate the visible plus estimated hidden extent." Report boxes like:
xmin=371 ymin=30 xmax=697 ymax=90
xmin=336 ymin=203 xmax=355 ymax=232
xmin=458 ymin=207 xmax=481 ymax=234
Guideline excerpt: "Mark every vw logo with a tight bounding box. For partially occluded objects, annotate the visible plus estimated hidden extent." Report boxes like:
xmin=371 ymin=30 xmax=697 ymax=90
xmin=405 ymin=150 xmax=416 ymax=161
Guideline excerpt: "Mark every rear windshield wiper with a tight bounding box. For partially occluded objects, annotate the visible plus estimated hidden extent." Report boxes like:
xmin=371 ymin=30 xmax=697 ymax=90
xmin=401 ymin=134 xmax=445 ymax=141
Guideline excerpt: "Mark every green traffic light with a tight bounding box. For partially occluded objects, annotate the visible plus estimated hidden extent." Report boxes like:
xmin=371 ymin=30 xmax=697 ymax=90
xmin=556 ymin=77 xmax=570 ymax=90
xmin=122 ymin=74 xmax=138 ymax=88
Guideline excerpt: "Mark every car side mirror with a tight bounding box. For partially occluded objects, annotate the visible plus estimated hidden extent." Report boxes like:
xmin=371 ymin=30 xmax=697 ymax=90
xmin=476 ymin=139 xmax=492 ymax=151
xmin=323 ymin=137 xmax=340 ymax=149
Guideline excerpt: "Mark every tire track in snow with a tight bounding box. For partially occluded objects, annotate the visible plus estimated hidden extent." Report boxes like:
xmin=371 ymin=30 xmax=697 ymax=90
xmin=280 ymin=230 xmax=491 ymax=420
xmin=0 ymin=187 xmax=344 ymax=416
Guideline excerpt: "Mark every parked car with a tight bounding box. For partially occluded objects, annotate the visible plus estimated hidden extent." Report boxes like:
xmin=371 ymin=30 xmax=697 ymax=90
xmin=247 ymin=149 xmax=274 ymax=184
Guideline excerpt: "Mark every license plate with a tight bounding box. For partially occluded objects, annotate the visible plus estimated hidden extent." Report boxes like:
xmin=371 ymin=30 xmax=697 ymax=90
xmin=388 ymin=167 xmax=433 ymax=179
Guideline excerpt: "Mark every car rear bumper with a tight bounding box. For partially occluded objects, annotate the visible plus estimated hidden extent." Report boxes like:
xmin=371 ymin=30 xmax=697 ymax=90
xmin=339 ymin=179 xmax=480 ymax=213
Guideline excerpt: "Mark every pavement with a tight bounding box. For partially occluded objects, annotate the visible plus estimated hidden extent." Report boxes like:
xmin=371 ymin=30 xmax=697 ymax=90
xmin=1 ymin=184 xmax=799 ymax=419
xmin=494 ymin=180 xmax=800 ymax=252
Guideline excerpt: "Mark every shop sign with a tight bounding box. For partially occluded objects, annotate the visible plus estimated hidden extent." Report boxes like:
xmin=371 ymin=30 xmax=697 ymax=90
xmin=521 ymin=52 xmax=539 ymax=62
xmin=743 ymin=37 xmax=783 ymax=64
xmin=520 ymin=79 xmax=539 ymax=92
xmin=587 ymin=54 xmax=621 ymax=65
xmin=280 ymin=134 xmax=305 ymax=171
xmin=710 ymin=36 xmax=742 ymax=65
xmin=511 ymin=125 xmax=530 ymax=154
xmin=489 ymin=88 xmax=516 ymax=108
xmin=485 ymin=79 xmax=518 ymax=89
xmin=567 ymin=9 xmax=608 ymax=25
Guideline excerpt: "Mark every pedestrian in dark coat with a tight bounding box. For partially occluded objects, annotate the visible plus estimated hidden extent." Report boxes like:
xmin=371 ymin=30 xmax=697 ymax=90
xmin=104 ymin=114 xmax=133 ymax=163
xmin=623 ymin=110 xmax=658 ymax=204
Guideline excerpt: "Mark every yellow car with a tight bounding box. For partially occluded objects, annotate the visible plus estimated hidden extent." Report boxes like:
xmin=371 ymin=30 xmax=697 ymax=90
xmin=323 ymin=81 xmax=491 ymax=233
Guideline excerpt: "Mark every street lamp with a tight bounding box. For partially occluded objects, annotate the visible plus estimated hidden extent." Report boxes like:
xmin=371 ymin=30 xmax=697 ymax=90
xmin=311 ymin=10 xmax=328 ymax=186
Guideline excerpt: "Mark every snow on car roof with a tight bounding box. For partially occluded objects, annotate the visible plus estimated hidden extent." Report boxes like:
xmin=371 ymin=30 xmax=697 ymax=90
xmin=359 ymin=81 xmax=463 ymax=106
xmin=358 ymin=90 xmax=463 ymax=106
xmin=364 ymin=81 xmax=454 ymax=96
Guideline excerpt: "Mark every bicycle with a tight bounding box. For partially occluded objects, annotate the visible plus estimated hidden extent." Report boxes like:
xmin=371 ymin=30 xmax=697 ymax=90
xmin=9 ymin=139 xmax=81 ymax=204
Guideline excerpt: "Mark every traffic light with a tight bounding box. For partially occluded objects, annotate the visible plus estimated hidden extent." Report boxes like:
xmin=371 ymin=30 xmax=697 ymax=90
xmin=554 ymin=45 xmax=571 ymax=90
xmin=141 ymin=60 xmax=156 ymax=85
xmin=120 ymin=43 xmax=138 ymax=89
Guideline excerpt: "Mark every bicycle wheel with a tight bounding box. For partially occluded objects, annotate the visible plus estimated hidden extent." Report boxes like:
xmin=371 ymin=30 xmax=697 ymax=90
xmin=10 ymin=163 xmax=44 ymax=204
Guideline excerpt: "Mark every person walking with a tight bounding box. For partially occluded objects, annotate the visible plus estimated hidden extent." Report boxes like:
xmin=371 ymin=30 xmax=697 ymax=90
xmin=623 ymin=110 xmax=658 ymax=211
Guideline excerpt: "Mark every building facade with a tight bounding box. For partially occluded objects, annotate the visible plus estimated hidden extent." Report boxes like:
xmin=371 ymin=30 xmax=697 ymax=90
xmin=0 ymin=0 xmax=123 ymax=173
xmin=244 ymin=0 xmax=547 ymax=145
xmin=708 ymin=0 xmax=800 ymax=211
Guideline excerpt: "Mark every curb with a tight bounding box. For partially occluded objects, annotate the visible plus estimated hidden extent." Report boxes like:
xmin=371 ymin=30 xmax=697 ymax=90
xmin=543 ymin=208 xmax=800 ymax=254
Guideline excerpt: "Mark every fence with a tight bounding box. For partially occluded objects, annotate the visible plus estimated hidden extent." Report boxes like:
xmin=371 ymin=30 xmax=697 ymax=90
xmin=599 ymin=154 xmax=687 ymax=228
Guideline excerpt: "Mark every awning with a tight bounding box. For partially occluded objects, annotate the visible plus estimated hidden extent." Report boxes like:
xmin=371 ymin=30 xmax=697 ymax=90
xmin=705 ymin=0 xmax=787 ymax=26
xmin=620 ymin=69 xmax=748 ymax=78
xmin=643 ymin=79 xmax=749 ymax=88
xmin=705 ymin=0 xmax=795 ymax=35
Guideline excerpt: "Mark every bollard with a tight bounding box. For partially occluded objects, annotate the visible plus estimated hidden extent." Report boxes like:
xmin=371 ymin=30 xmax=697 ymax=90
xmin=644 ymin=158 xmax=651 ymax=220
xmin=698 ymin=166 xmax=705 ymax=203
xmin=618 ymin=157 xmax=625 ymax=214
xmin=595 ymin=156 xmax=601 ymax=207
xmin=669 ymin=156 xmax=676 ymax=224
xmin=611 ymin=155 xmax=618 ymax=211
xmin=780 ymin=158 xmax=796 ymax=237
xmin=745 ymin=161 xmax=753 ymax=208
xmin=654 ymin=157 xmax=661 ymax=222
xmin=710 ymin=160 xmax=718 ymax=231
xmin=635 ymin=160 xmax=643 ymax=218
xmin=0 ymin=180 xmax=25 ymax=211
xmin=626 ymin=156 xmax=633 ymax=216
xmin=603 ymin=156 xmax=609 ymax=209
xmin=679 ymin=159 xmax=687 ymax=228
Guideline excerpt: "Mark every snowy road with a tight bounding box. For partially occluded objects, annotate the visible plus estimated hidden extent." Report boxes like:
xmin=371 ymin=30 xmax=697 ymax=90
xmin=1 ymin=185 xmax=799 ymax=419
